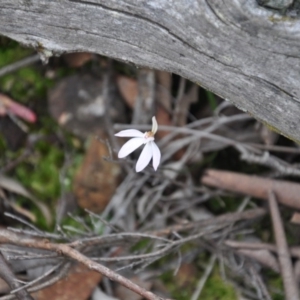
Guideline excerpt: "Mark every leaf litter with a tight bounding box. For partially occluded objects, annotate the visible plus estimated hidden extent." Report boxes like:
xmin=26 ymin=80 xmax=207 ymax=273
xmin=0 ymin=40 xmax=300 ymax=300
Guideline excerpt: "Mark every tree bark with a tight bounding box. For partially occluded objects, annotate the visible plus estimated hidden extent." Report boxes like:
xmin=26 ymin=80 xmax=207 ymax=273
xmin=1 ymin=0 xmax=300 ymax=141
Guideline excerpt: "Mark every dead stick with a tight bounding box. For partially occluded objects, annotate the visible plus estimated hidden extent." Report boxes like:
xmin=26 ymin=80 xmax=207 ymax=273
xmin=268 ymin=191 xmax=300 ymax=300
xmin=0 ymin=55 xmax=40 ymax=77
xmin=201 ymin=169 xmax=300 ymax=210
xmin=0 ymin=252 xmax=33 ymax=300
xmin=236 ymin=249 xmax=280 ymax=273
xmin=0 ymin=229 xmax=165 ymax=300
xmin=150 ymin=208 xmax=266 ymax=236
xmin=225 ymin=240 xmax=300 ymax=259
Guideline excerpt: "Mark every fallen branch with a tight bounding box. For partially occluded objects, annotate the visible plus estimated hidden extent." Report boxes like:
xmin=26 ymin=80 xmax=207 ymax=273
xmin=201 ymin=169 xmax=300 ymax=210
xmin=2 ymin=1 xmax=300 ymax=141
xmin=0 ymin=207 xmax=265 ymax=298
xmin=0 ymin=229 xmax=166 ymax=300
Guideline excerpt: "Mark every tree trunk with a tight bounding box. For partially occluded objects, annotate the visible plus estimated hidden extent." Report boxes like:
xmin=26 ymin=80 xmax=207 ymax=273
xmin=1 ymin=0 xmax=300 ymax=141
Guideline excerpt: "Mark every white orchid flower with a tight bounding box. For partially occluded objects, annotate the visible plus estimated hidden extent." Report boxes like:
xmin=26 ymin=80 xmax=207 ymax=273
xmin=115 ymin=116 xmax=161 ymax=172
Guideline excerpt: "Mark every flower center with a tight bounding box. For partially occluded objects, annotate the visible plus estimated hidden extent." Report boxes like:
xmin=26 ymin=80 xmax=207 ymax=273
xmin=144 ymin=131 xmax=155 ymax=143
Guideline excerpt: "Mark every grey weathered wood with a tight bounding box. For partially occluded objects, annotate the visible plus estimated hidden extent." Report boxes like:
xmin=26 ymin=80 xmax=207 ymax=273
xmin=1 ymin=0 xmax=300 ymax=141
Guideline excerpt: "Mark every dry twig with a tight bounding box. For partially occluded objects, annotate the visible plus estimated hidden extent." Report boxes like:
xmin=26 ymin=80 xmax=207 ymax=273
xmin=0 ymin=252 xmax=33 ymax=300
xmin=225 ymin=240 xmax=300 ymax=259
xmin=0 ymin=229 xmax=166 ymax=300
xmin=249 ymin=264 xmax=272 ymax=300
xmin=191 ymin=254 xmax=216 ymax=300
xmin=0 ymin=55 xmax=40 ymax=77
xmin=150 ymin=208 xmax=266 ymax=237
xmin=268 ymin=191 xmax=299 ymax=300
xmin=0 ymin=263 xmax=72 ymax=300
xmin=238 ymin=147 xmax=300 ymax=177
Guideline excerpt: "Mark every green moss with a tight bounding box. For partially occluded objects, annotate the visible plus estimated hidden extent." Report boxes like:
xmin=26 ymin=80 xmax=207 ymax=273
xmin=206 ymin=195 xmax=242 ymax=213
xmin=201 ymin=270 xmax=237 ymax=300
xmin=160 ymin=271 xmax=188 ymax=300
xmin=0 ymin=66 xmax=53 ymax=103
xmin=162 ymin=267 xmax=237 ymax=300
xmin=131 ymin=238 xmax=152 ymax=252
xmin=15 ymin=141 xmax=64 ymax=201
xmin=0 ymin=40 xmax=33 ymax=67
xmin=206 ymin=90 xmax=217 ymax=111
xmin=268 ymin=275 xmax=284 ymax=300
xmin=0 ymin=41 xmax=82 ymax=229
xmin=13 ymin=142 xmax=65 ymax=229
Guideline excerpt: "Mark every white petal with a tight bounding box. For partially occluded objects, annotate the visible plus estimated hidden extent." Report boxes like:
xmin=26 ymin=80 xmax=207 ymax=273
xmin=118 ymin=138 xmax=144 ymax=158
xmin=115 ymin=129 xmax=144 ymax=138
xmin=151 ymin=141 xmax=161 ymax=171
xmin=151 ymin=116 xmax=158 ymax=134
xmin=136 ymin=142 xmax=153 ymax=172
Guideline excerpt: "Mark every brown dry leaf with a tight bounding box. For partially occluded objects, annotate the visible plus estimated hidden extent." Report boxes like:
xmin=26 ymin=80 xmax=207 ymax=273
xmin=115 ymin=276 xmax=152 ymax=300
xmin=116 ymin=75 xmax=138 ymax=109
xmin=175 ymin=263 xmax=197 ymax=288
xmin=33 ymin=263 xmax=102 ymax=300
xmin=0 ymin=190 xmax=36 ymax=225
xmin=9 ymin=202 xmax=36 ymax=223
xmin=63 ymin=52 xmax=93 ymax=68
xmin=201 ymin=169 xmax=300 ymax=210
xmin=290 ymin=212 xmax=300 ymax=225
xmin=73 ymin=133 xmax=121 ymax=213
xmin=0 ymin=277 xmax=9 ymax=294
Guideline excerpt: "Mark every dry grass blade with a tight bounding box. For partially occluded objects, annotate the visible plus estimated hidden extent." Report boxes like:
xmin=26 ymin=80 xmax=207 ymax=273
xmin=0 ymin=175 xmax=52 ymax=225
xmin=191 ymin=254 xmax=216 ymax=300
xmin=0 ymin=55 xmax=40 ymax=77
